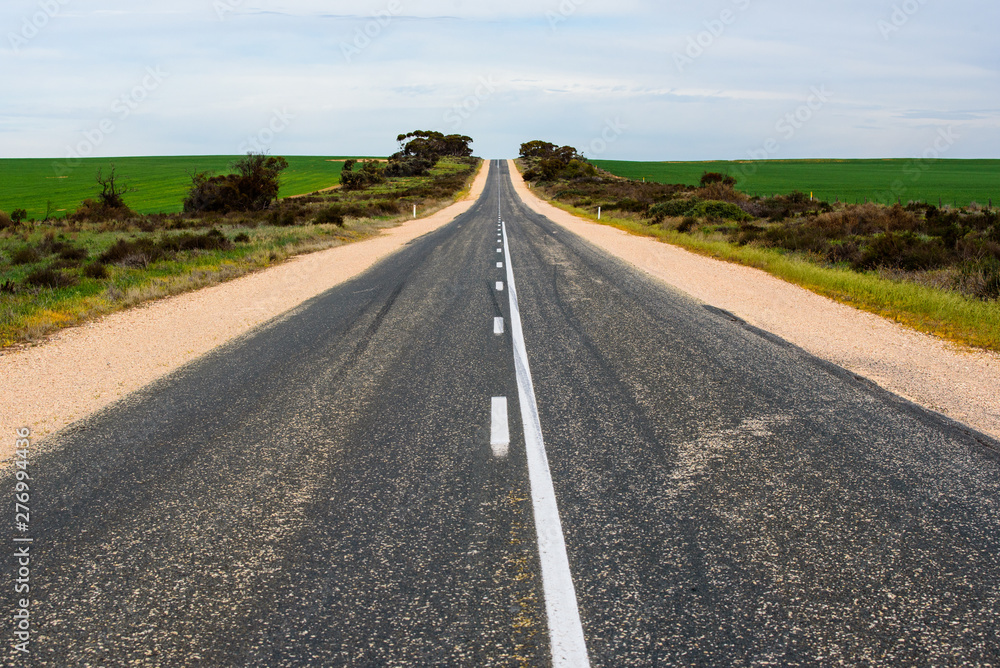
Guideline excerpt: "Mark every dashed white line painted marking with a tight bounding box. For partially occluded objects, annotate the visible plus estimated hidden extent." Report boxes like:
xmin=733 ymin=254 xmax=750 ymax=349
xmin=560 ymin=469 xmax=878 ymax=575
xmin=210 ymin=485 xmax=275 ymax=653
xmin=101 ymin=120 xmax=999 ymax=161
xmin=494 ymin=317 xmax=505 ymax=335
xmin=491 ymin=397 xmax=510 ymax=458
xmin=497 ymin=262 xmax=504 ymax=269
xmin=496 ymin=282 xmax=504 ymax=291
xmin=501 ymin=220 xmax=591 ymax=667
xmin=497 ymin=249 xmax=503 ymax=253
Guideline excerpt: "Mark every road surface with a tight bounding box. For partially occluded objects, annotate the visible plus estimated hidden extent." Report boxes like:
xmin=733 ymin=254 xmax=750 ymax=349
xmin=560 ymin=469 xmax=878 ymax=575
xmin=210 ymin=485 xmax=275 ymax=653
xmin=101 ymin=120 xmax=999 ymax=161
xmin=6 ymin=161 xmax=1000 ymax=666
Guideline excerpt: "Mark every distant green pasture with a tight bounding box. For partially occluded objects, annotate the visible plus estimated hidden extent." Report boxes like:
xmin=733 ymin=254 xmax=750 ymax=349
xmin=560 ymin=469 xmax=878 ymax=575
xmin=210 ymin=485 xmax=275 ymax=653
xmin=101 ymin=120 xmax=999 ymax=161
xmin=592 ymin=159 xmax=1000 ymax=208
xmin=0 ymin=155 xmax=372 ymax=219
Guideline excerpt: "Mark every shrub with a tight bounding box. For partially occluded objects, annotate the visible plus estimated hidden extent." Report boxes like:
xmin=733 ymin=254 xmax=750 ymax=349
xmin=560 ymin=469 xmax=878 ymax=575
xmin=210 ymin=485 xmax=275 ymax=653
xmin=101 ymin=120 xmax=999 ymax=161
xmin=650 ymin=198 xmax=700 ymax=220
xmin=25 ymin=267 xmax=77 ymax=289
xmin=686 ymin=200 xmax=755 ymax=222
xmin=98 ymin=238 xmax=166 ymax=268
xmin=677 ymin=216 xmax=698 ymax=233
xmin=563 ymin=159 xmax=598 ymax=180
xmin=11 ymin=247 xmax=41 ymax=265
xmin=341 ymin=160 xmax=387 ymax=190
xmin=184 ymin=152 xmax=289 ymax=213
xmin=609 ymin=198 xmax=649 ymax=214
xmin=58 ymin=246 xmax=89 ymax=261
xmin=700 ymin=172 xmax=736 ymax=187
xmin=384 ymin=156 xmax=435 ymax=178
xmin=233 ymin=232 xmax=251 ymax=243
xmin=12 ymin=209 xmax=27 ymax=224
xmin=0 ymin=211 xmax=11 ymax=228
xmin=855 ymin=232 xmax=951 ymax=271
xmin=314 ymin=206 xmax=345 ymax=226
xmin=83 ymin=263 xmax=109 ymax=279
xmin=160 ymin=228 xmax=232 ymax=253
xmin=69 ymin=165 xmax=136 ymax=221
xmin=267 ymin=208 xmax=298 ymax=226
xmin=71 ymin=198 xmax=133 ymax=222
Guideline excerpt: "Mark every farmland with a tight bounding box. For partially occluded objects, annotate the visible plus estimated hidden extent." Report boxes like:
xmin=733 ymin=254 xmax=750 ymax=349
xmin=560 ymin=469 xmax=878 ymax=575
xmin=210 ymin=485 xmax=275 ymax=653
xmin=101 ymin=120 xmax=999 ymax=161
xmin=517 ymin=146 xmax=1000 ymax=351
xmin=0 ymin=155 xmax=370 ymax=219
xmin=0 ymin=153 xmax=480 ymax=348
xmin=592 ymin=159 xmax=1000 ymax=208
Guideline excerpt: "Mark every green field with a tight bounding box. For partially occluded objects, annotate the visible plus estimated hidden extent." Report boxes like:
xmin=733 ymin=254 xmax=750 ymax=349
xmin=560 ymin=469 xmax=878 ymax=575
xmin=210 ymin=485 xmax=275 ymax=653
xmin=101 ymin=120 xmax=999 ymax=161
xmin=0 ymin=155 xmax=373 ymax=219
xmin=592 ymin=159 xmax=1000 ymax=208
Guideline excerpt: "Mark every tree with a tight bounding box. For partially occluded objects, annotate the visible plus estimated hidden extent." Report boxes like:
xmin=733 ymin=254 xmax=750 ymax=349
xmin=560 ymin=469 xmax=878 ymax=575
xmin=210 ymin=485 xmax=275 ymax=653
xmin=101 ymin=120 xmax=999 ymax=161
xmin=396 ymin=131 xmax=473 ymax=159
xmin=340 ymin=160 xmax=386 ymax=190
xmin=519 ymin=140 xmax=586 ymax=182
xmin=95 ymin=164 xmax=135 ymax=210
xmin=70 ymin=164 xmax=136 ymax=220
xmin=519 ymin=141 xmax=558 ymax=160
xmin=183 ymin=152 xmax=288 ymax=213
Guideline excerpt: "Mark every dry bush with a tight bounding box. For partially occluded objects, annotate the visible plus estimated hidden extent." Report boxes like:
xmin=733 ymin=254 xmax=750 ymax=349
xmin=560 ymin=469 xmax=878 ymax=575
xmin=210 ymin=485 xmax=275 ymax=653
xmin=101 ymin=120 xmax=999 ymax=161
xmin=695 ymin=182 xmax=748 ymax=204
xmin=25 ymin=267 xmax=78 ymax=289
xmin=813 ymin=203 xmax=921 ymax=237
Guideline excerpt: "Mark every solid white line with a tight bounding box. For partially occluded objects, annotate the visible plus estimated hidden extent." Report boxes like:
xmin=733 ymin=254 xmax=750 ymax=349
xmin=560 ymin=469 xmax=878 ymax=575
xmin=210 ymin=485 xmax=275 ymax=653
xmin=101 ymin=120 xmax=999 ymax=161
xmin=491 ymin=397 xmax=510 ymax=458
xmin=501 ymin=220 xmax=590 ymax=667
xmin=494 ymin=317 xmax=505 ymax=335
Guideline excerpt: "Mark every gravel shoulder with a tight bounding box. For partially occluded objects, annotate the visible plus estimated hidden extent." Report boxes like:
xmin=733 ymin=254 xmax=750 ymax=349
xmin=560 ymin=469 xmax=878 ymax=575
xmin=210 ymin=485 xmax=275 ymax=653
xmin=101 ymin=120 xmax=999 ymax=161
xmin=506 ymin=159 xmax=1000 ymax=444
xmin=0 ymin=160 xmax=489 ymax=462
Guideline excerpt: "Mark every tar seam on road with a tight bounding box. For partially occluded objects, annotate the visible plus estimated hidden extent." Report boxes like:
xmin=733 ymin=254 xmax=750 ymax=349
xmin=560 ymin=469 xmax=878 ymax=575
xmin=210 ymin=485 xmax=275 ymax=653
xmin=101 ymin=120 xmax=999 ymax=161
xmin=501 ymin=216 xmax=591 ymax=667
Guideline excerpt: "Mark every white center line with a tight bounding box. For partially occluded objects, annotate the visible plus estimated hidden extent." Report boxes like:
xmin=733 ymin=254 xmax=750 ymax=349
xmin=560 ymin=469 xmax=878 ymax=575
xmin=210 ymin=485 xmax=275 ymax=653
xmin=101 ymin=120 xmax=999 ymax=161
xmin=497 ymin=262 xmax=504 ymax=269
xmin=496 ymin=282 xmax=504 ymax=291
xmin=501 ymin=220 xmax=591 ymax=667
xmin=494 ymin=317 xmax=505 ymax=335
xmin=490 ymin=397 xmax=510 ymax=458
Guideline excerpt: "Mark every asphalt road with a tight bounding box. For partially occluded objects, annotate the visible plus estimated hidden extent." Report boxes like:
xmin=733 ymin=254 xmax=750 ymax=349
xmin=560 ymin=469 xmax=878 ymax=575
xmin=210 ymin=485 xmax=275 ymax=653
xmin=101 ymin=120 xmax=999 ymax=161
xmin=6 ymin=161 xmax=1000 ymax=666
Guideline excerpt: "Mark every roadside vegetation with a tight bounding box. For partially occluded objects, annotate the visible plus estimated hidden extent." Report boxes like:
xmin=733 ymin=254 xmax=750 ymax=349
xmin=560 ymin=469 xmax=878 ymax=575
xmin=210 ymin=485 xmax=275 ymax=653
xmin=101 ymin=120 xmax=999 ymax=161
xmin=0 ymin=132 xmax=479 ymax=348
xmin=518 ymin=142 xmax=1000 ymax=352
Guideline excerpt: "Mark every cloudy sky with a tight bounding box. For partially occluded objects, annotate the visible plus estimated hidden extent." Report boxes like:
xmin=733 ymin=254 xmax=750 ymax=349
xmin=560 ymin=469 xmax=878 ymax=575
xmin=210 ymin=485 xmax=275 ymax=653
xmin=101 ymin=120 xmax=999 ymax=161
xmin=1 ymin=0 xmax=997 ymax=161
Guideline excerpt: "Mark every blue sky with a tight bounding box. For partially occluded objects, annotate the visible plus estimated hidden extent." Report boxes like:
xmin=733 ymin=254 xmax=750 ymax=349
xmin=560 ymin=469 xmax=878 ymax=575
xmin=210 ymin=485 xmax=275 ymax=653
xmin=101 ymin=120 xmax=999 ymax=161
xmin=1 ymin=0 xmax=997 ymax=160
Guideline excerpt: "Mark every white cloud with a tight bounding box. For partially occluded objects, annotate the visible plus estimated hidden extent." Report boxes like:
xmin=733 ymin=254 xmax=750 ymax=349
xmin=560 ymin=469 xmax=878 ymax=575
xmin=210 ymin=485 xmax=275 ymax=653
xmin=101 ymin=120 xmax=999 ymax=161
xmin=0 ymin=0 xmax=997 ymax=159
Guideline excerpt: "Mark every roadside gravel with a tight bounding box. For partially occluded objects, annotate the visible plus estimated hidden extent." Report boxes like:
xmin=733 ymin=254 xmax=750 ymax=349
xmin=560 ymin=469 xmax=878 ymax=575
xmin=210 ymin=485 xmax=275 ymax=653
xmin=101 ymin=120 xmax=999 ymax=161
xmin=0 ymin=160 xmax=489 ymax=462
xmin=507 ymin=159 xmax=1000 ymax=444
